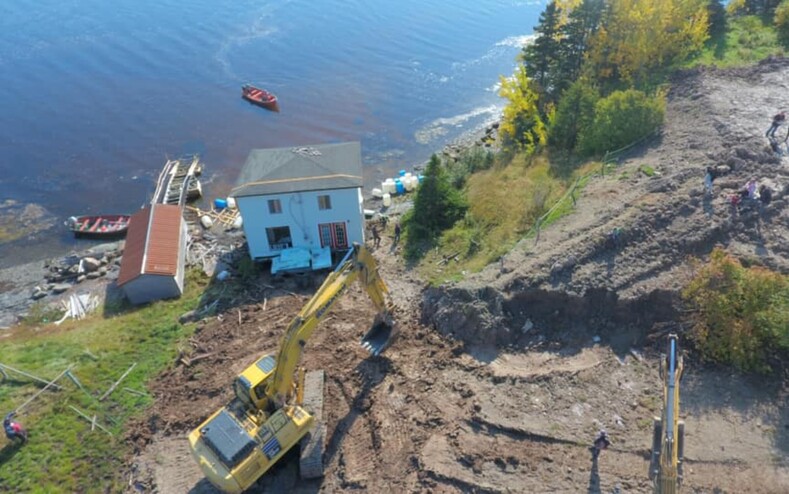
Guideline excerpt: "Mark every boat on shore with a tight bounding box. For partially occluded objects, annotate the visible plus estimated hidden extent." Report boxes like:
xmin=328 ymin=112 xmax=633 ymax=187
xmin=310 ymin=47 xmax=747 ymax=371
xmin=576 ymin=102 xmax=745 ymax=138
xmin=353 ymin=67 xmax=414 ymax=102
xmin=242 ymin=84 xmax=280 ymax=112
xmin=66 ymin=214 xmax=131 ymax=239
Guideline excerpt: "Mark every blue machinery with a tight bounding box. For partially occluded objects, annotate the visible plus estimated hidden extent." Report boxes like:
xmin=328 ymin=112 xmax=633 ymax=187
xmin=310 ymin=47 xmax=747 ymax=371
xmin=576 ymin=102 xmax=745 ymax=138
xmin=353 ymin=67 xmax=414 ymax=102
xmin=649 ymin=333 xmax=685 ymax=493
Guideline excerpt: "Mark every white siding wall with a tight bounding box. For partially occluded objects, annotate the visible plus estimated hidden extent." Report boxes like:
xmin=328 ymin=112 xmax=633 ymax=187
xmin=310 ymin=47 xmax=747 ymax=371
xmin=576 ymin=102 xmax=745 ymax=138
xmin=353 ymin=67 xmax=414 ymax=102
xmin=237 ymin=187 xmax=364 ymax=259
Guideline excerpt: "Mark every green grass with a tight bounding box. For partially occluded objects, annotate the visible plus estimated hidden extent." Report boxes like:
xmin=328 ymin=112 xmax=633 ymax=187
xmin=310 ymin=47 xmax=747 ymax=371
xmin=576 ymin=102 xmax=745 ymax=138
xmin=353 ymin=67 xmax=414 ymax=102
xmin=690 ymin=15 xmax=784 ymax=68
xmin=0 ymin=270 xmax=206 ymax=492
xmin=416 ymin=155 xmax=600 ymax=284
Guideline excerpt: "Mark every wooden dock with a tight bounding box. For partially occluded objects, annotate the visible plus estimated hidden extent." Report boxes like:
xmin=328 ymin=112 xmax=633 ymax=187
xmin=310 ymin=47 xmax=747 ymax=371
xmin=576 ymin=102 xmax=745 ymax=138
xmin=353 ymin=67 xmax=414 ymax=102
xmin=152 ymin=155 xmax=203 ymax=206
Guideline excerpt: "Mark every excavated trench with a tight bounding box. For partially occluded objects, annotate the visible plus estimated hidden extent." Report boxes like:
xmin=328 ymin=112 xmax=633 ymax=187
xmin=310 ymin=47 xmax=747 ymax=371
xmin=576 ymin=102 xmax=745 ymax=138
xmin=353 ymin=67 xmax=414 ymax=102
xmin=422 ymin=285 xmax=681 ymax=351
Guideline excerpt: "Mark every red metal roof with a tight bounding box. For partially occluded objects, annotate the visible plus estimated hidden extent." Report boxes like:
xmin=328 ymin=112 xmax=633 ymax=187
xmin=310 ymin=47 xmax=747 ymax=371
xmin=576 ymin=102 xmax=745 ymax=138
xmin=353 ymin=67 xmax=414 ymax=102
xmin=117 ymin=204 xmax=183 ymax=286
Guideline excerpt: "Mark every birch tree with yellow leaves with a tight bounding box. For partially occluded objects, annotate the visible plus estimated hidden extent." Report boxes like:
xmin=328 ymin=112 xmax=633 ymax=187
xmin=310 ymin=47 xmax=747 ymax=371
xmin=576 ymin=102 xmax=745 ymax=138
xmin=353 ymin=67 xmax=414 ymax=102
xmin=586 ymin=0 xmax=710 ymax=88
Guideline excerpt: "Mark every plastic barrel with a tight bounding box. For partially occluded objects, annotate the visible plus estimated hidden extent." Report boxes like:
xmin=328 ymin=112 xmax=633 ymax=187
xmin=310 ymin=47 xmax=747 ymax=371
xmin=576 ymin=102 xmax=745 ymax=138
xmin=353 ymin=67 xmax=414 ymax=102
xmin=382 ymin=193 xmax=392 ymax=207
xmin=226 ymin=197 xmax=237 ymax=209
xmin=398 ymin=169 xmax=406 ymax=177
xmin=372 ymin=187 xmax=384 ymax=198
xmin=395 ymin=180 xmax=405 ymax=195
xmin=418 ymin=175 xmax=424 ymax=183
xmin=214 ymin=198 xmax=228 ymax=210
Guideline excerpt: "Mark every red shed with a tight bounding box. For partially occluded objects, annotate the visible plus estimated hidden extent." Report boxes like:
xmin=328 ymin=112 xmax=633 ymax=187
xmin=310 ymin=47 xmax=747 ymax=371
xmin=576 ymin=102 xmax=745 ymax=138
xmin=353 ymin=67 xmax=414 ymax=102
xmin=118 ymin=204 xmax=187 ymax=304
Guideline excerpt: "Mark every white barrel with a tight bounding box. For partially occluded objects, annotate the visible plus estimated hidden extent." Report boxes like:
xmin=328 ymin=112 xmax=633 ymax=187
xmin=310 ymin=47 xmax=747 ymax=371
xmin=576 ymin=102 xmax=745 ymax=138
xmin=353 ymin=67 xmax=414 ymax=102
xmin=226 ymin=197 xmax=237 ymax=209
xmin=382 ymin=193 xmax=392 ymax=207
xmin=372 ymin=187 xmax=384 ymax=198
xmin=233 ymin=215 xmax=243 ymax=229
xmin=200 ymin=215 xmax=214 ymax=229
xmin=404 ymin=176 xmax=416 ymax=191
xmin=383 ymin=180 xmax=396 ymax=194
xmin=405 ymin=172 xmax=413 ymax=179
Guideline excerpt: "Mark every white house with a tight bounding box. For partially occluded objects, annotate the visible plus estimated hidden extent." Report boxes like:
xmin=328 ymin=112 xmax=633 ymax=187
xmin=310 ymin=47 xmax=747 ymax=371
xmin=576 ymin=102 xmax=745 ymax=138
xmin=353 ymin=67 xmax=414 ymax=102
xmin=231 ymin=142 xmax=365 ymax=262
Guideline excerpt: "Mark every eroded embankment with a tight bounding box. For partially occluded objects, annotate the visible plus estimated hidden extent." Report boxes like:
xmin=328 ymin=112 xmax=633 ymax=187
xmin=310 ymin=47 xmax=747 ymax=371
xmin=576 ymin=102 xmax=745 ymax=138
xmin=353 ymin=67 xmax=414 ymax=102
xmin=422 ymin=285 xmax=680 ymax=349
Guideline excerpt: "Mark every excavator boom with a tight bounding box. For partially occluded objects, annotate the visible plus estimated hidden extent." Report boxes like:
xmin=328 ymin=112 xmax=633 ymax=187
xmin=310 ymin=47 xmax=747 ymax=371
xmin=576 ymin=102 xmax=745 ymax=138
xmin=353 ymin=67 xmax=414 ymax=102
xmin=188 ymin=243 xmax=396 ymax=493
xmin=649 ymin=333 xmax=685 ymax=494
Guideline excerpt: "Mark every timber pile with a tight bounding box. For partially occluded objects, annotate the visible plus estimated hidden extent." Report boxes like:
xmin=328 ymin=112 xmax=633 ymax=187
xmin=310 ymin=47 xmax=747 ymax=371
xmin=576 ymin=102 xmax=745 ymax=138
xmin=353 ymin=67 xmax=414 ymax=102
xmin=186 ymin=205 xmax=240 ymax=229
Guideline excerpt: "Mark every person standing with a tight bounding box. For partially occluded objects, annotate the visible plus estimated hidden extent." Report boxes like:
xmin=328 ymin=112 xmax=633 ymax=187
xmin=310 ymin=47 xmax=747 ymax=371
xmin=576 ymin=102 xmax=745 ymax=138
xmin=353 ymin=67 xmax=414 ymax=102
xmin=704 ymin=167 xmax=714 ymax=195
xmin=592 ymin=429 xmax=611 ymax=459
xmin=766 ymin=111 xmax=786 ymax=138
xmin=394 ymin=222 xmax=402 ymax=245
xmin=370 ymin=224 xmax=381 ymax=248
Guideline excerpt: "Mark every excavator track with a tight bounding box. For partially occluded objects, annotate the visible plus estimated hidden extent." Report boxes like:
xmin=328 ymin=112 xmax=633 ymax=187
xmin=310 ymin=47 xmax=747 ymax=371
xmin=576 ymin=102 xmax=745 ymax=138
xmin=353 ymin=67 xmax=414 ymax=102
xmin=300 ymin=370 xmax=326 ymax=479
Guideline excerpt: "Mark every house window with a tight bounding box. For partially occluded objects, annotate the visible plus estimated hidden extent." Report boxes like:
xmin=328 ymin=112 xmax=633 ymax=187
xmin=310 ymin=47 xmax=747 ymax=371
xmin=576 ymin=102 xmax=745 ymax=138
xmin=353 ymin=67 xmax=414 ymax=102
xmin=266 ymin=226 xmax=292 ymax=250
xmin=318 ymin=222 xmax=348 ymax=250
xmin=268 ymin=199 xmax=282 ymax=214
xmin=318 ymin=195 xmax=332 ymax=210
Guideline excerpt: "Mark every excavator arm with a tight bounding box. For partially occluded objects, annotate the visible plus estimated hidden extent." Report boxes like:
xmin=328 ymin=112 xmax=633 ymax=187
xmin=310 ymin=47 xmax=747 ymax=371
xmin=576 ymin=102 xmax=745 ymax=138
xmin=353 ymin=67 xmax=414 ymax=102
xmin=267 ymin=243 xmax=395 ymax=406
xmin=649 ymin=333 xmax=685 ymax=494
xmin=188 ymin=243 xmax=396 ymax=493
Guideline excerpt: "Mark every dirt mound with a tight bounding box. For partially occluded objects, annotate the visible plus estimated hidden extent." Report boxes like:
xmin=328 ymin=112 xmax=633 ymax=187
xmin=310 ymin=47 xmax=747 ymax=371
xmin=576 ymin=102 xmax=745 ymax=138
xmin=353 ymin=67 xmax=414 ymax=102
xmin=424 ymin=57 xmax=789 ymax=350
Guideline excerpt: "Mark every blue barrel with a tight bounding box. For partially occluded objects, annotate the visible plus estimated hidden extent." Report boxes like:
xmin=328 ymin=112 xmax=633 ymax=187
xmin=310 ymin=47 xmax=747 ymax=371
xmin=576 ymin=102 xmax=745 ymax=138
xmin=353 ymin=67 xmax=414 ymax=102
xmin=395 ymin=180 xmax=405 ymax=195
xmin=418 ymin=175 xmax=424 ymax=183
xmin=214 ymin=198 xmax=228 ymax=210
xmin=398 ymin=169 xmax=406 ymax=177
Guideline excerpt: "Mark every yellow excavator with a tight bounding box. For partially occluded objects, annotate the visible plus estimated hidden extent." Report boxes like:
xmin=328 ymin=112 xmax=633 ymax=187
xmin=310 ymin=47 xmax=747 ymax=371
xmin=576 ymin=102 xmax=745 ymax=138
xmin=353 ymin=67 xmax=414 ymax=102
xmin=648 ymin=333 xmax=685 ymax=493
xmin=188 ymin=243 xmax=396 ymax=493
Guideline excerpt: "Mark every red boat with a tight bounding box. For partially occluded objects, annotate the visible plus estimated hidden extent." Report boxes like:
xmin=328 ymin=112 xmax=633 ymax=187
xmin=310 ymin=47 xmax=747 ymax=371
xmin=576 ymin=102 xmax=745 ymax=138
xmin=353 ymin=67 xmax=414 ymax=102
xmin=242 ymin=84 xmax=280 ymax=112
xmin=66 ymin=214 xmax=131 ymax=239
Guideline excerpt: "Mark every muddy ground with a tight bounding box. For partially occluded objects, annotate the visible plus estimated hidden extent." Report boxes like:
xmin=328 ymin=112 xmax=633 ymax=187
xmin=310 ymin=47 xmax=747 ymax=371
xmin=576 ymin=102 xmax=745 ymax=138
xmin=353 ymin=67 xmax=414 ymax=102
xmin=128 ymin=59 xmax=789 ymax=493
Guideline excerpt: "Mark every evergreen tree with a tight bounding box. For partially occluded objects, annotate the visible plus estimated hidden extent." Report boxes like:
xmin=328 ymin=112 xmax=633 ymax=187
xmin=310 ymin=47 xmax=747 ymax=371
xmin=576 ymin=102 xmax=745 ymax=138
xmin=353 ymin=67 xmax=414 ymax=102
xmin=407 ymin=154 xmax=467 ymax=243
xmin=548 ymin=78 xmax=600 ymax=152
xmin=522 ymin=1 xmax=562 ymax=102
xmin=707 ymin=0 xmax=727 ymax=38
xmin=555 ymin=0 xmax=606 ymax=98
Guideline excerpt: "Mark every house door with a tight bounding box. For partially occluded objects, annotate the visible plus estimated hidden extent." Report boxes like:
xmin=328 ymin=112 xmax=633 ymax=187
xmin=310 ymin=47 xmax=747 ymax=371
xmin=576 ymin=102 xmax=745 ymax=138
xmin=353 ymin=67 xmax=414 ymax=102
xmin=318 ymin=222 xmax=348 ymax=250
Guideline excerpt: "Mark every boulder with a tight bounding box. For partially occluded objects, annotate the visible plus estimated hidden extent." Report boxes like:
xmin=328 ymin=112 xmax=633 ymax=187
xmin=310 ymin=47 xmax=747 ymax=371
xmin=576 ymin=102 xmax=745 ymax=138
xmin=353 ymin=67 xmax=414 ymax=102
xmin=82 ymin=257 xmax=101 ymax=273
xmin=86 ymin=271 xmax=101 ymax=280
xmin=31 ymin=287 xmax=47 ymax=300
xmin=51 ymin=283 xmax=70 ymax=294
xmin=76 ymin=275 xmax=87 ymax=284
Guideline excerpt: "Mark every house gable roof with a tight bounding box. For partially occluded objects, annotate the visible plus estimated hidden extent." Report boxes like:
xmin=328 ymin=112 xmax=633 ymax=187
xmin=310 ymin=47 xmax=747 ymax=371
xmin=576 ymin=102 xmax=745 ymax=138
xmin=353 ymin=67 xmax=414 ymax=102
xmin=118 ymin=204 xmax=183 ymax=286
xmin=231 ymin=142 xmax=363 ymax=197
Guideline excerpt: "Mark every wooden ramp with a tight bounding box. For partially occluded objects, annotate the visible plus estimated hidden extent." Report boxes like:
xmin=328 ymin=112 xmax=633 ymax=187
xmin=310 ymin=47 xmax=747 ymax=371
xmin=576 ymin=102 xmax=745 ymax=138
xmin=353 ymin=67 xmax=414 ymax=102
xmin=152 ymin=155 xmax=203 ymax=206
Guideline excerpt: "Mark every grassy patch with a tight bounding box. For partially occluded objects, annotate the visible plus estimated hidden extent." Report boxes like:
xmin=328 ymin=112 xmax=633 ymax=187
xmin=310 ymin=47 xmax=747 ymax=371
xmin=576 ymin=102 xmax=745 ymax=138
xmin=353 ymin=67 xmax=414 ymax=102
xmin=416 ymin=155 xmax=602 ymax=284
xmin=0 ymin=270 xmax=206 ymax=492
xmin=690 ymin=15 xmax=784 ymax=68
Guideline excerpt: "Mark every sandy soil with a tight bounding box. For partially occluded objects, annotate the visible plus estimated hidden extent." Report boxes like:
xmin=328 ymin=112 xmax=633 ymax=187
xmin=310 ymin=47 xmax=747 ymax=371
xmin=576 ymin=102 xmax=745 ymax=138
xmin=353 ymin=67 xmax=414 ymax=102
xmin=127 ymin=59 xmax=789 ymax=493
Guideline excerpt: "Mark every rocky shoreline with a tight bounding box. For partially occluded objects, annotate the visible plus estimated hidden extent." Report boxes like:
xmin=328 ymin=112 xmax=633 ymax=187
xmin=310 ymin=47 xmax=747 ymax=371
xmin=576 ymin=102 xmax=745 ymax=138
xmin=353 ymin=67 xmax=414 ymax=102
xmin=0 ymin=242 xmax=123 ymax=329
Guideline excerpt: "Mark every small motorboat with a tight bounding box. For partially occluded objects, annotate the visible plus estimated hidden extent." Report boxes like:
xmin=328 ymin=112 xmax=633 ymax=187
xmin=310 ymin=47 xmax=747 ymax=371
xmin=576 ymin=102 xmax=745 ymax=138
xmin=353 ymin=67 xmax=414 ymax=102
xmin=66 ymin=214 xmax=131 ymax=239
xmin=242 ymin=84 xmax=280 ymax=112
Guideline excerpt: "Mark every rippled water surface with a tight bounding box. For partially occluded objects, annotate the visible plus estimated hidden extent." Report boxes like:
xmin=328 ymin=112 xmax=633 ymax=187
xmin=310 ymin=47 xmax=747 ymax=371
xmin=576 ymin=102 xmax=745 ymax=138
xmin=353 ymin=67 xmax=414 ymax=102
xmin=0 ymin=0 xmax=541 ymax=265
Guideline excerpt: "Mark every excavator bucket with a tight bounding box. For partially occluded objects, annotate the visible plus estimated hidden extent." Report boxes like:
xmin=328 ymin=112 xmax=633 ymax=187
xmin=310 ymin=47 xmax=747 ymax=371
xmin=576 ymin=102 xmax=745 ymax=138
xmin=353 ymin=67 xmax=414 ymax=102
xmin=361 ymin=314 xmax=397 ymax=356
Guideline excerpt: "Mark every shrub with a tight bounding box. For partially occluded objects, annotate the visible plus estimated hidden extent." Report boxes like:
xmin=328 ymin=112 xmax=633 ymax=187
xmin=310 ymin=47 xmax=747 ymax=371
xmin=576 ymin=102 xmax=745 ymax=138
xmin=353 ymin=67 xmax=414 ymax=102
xmin=775 ymin=0 xmax=789 ymax=46
xmin=446 ymin=147 xmax=495 ymax=189
xmin=682 ymin=248 xmax=789 ymax=373
xmin=577 ymin=89 xmax=665 ymax=156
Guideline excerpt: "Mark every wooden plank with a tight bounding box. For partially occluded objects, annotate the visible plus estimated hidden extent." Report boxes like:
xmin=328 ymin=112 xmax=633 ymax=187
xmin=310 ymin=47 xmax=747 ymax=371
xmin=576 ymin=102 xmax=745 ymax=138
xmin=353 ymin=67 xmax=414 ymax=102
xmin=99 ymin=362 xmax=137 ymax=402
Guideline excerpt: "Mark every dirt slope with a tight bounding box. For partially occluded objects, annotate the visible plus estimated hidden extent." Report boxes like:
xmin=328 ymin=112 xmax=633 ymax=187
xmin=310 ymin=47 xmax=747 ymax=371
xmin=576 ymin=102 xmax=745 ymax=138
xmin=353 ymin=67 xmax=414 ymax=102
xmin=128 ymin=59 xmax=789 ymax=494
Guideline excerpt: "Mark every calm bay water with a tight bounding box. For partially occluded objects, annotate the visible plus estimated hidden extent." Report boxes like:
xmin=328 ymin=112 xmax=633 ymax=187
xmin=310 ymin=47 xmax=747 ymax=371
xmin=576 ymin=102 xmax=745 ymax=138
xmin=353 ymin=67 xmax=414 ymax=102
xmin=0 ymin=0 xmax=541 ymax=267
